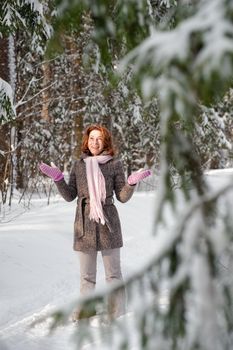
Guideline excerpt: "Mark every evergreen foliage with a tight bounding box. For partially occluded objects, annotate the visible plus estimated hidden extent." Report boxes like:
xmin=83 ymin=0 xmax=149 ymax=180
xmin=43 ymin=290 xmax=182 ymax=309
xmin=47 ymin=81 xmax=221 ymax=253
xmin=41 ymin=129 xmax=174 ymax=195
xmin=45 ymin=1 xmax=233 ymax=349
xmin=0 ymin=0 xmax=51 ymax=50
xmin=0 ymin=0 xmax=51 ymax=124
xmin=0 ymin=78 xmax=15 ymax=124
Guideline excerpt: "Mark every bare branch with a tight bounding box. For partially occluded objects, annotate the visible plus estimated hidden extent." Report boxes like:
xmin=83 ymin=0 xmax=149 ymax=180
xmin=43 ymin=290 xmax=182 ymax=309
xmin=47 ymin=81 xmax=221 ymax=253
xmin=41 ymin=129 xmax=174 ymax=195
xmin=15 ymin=82 xmax=57 ymax=109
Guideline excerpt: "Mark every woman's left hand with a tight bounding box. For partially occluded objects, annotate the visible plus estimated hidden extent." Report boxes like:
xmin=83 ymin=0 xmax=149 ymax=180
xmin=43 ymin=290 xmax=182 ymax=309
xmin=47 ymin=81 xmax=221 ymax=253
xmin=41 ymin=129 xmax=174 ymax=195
xmin=128 ymin=169 xmax=152 ymax=186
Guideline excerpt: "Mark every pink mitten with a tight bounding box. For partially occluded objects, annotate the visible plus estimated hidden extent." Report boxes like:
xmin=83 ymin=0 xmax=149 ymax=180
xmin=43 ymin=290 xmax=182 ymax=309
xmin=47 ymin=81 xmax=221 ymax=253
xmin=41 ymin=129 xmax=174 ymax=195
xmin=128 ymin=169 xmax=152 ymax=186
xmin=39 ymin=162 xmax=64 ymax=182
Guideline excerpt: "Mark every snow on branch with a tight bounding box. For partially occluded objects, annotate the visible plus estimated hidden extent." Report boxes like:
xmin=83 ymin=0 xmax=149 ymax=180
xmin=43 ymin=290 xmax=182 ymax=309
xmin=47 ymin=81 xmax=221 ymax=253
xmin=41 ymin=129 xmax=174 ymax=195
xmin=1 ymin=0 xmax=52 ymax=53
xmin=120 ymin=0 xmax=233 ymax=101
xmin=0 ymin=78 xmax=16 ymax=124
xmin=15 ymin=80 xmax=56 ymax=110
xmin=24 ymin=0 xmax=44 ymax=17
xmin=42 ymin=177 xmax=233 ymax=349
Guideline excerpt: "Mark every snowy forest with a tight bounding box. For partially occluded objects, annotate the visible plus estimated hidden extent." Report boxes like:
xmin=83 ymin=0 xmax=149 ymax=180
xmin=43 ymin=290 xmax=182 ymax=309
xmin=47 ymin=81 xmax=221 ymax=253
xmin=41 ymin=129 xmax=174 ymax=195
xmin=1 ymin=0 xmax=233 ymax=349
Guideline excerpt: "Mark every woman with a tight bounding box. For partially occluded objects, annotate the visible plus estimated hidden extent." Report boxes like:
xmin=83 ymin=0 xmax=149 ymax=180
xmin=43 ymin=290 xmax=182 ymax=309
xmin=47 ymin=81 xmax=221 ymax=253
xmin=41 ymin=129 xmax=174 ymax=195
xmin=39 ymin=124 xmax=151 ymax=321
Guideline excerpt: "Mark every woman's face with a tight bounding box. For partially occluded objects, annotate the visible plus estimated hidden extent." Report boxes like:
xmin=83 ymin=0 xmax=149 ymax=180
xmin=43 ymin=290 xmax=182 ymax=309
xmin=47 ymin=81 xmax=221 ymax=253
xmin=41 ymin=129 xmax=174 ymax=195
xmin=88 ymin=129 xmax=104 ymax=156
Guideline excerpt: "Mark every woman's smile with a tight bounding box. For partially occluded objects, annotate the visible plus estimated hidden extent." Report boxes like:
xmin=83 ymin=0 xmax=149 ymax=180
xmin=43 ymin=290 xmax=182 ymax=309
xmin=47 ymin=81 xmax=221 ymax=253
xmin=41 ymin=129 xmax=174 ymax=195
xmin=88 ymin=130 xmax=104 ymax=156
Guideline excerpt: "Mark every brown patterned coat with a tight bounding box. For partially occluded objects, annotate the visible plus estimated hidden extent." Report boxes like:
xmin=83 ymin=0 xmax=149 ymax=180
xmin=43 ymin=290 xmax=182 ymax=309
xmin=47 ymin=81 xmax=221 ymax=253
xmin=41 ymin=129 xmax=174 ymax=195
xmin=55 ymin=156 xmax=135 ymax=251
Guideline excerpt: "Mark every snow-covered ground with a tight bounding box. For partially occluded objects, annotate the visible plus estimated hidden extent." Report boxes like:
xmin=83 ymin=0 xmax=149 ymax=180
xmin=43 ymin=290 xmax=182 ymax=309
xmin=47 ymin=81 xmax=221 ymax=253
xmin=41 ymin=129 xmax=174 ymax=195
xmin=1 ymin=169 xmax=233 ymax=350
xmin=0 ymin=191 xmax=157 ymax=350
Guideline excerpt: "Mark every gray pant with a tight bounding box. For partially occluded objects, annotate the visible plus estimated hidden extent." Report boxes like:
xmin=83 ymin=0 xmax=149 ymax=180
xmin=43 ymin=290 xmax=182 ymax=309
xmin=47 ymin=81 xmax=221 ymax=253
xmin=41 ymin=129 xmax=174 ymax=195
xmin=78 ymin=248 xmax=126 ymax=319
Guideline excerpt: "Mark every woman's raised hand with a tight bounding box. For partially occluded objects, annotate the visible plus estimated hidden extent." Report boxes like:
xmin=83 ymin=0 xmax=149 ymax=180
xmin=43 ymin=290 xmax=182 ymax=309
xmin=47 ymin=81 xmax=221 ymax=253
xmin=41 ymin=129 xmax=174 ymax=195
xmin=39 ymin=162 xmax=64 ymax=182
xmin=127 ymin=169 xmax=152 ymax=186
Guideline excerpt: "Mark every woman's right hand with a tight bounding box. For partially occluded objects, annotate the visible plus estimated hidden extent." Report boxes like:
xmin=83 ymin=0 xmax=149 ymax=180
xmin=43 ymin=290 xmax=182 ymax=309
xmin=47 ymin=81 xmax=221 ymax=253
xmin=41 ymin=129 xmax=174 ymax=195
xmin=39 ymin=162 xmax=64 ymax=182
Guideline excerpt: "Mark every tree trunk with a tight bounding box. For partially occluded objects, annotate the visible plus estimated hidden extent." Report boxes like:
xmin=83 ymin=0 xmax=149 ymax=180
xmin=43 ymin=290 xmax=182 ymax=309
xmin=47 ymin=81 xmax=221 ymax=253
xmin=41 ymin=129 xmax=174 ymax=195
xmin=0 ymin=37 xmax=11 ymax=203
xmin=66 ymin=35 xmax=84 ymax=159
xmin=41 ymin=61 xmax=51 ymax=122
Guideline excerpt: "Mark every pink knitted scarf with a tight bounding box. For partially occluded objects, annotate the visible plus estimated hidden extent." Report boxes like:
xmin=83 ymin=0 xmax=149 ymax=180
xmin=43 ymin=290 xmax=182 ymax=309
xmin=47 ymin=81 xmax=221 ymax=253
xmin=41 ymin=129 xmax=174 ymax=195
xmin=84 ymin=155 xmax=113 ymax=224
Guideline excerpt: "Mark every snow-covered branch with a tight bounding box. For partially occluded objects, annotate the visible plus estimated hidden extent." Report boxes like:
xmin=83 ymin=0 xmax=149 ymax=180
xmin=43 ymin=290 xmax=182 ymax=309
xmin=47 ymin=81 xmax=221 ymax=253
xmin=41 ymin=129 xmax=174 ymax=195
xmin=15 ymin=81 xmax=56 ymax=109
xmin=120 ymin=0 xmax=233 ymax=102
xmin=0 ymin=78 xmax=16 ymax=124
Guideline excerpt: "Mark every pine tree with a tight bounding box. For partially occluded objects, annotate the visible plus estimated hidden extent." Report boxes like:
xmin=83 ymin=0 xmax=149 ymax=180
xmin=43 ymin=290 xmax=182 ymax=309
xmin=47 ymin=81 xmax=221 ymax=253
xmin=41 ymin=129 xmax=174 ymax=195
xmin=193 ymin=101 xmax=232 ymax=170
xmin=0 ymin=0 xmax=175 ymax=208
xmin=47 ymin=1 xmax=233 ymax=349
xmin=0 ymin=0 xmax=51 ymax=205
xmin=0 ymin=0 xmax=51 ymax=123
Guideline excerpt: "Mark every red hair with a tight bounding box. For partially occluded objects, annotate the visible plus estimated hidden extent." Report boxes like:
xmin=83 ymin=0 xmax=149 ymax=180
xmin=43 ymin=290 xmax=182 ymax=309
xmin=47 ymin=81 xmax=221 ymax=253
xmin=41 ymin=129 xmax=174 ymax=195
xmin=81 ymin=124 xmax=115 ymax=156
